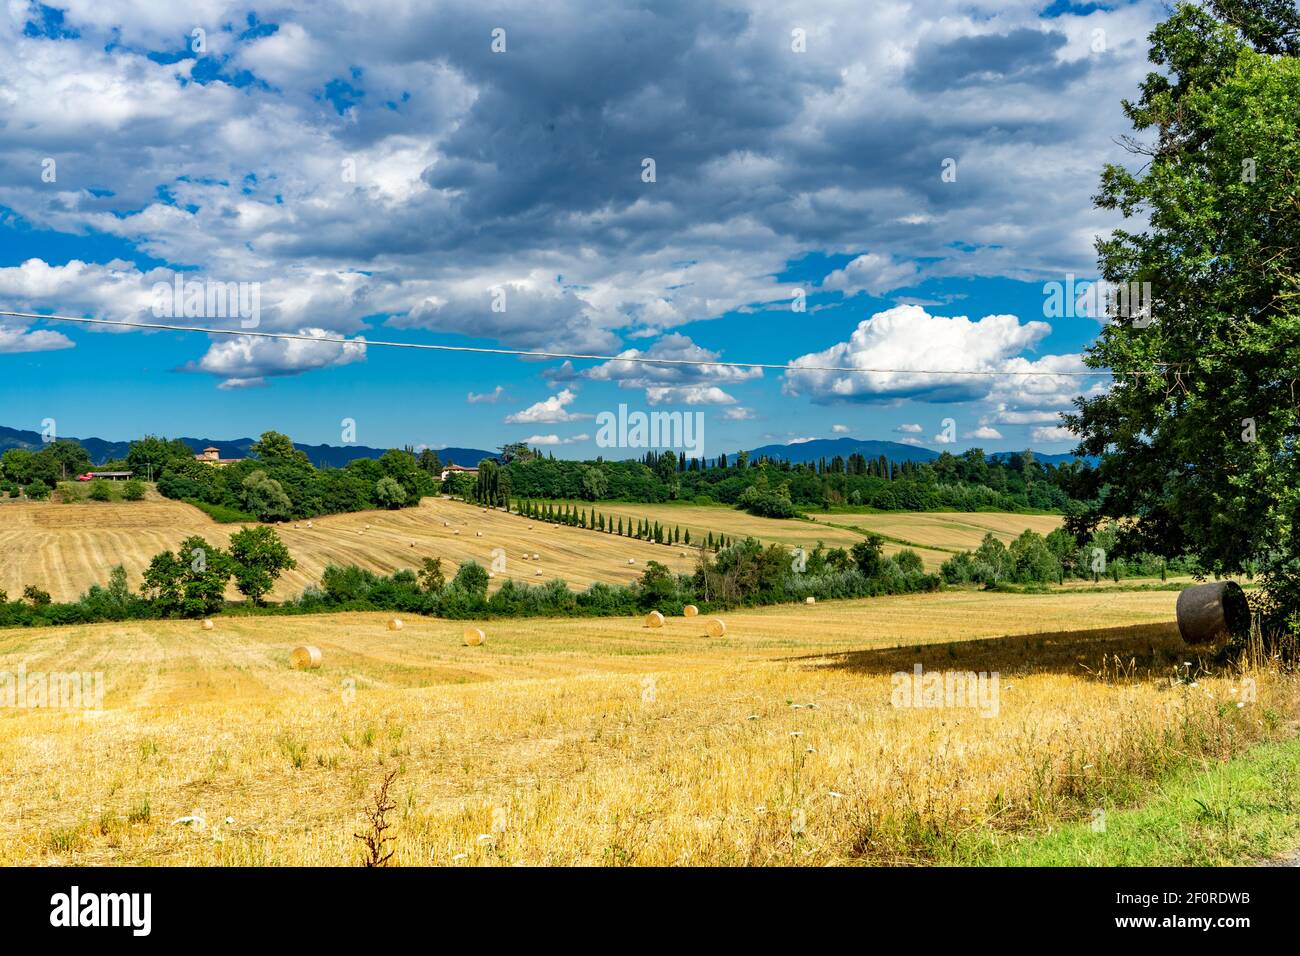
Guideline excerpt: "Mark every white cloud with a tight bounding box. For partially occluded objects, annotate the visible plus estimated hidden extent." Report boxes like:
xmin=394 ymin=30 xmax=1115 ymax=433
xmin=1031 ymin=425 xmax=1075 ymax=443
xmin=784 ymin=304 xmax=1094 ymax=406
xmin=894 ymin=423 xmax=923 ymax=433
xmin=963 ymin=426 xmax=1003 ymax=440
xmin=822 ymin=253 xmax=919 ymax=297
xmin=0 ymin=323 xmax=74 ymax=353
xmin=644 ymin=385 xmax=736 ymax=406
xmin=186 ymin=328 xmax=366 ymax=389
xmin=523 ymin=433 xmax=588 ymax=445
xmin=504 ymin=389 xmax=590 ymax=424
xmin=988 ymin=406 xmax=1062 ymax=425
xmin=467 ymin=386 xmax=505 ymax=404
xmin=722 ymin=406 xmax=755 ymax=421
xmin=832 ymin=424 xmax=850 ymax=433
xmin=586 ymin=333 xmax=762 ymax=403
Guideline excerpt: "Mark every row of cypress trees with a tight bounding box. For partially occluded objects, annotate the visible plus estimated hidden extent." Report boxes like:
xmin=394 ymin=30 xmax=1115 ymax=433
xmin=510 ymin=498 xmax=736 ymax=550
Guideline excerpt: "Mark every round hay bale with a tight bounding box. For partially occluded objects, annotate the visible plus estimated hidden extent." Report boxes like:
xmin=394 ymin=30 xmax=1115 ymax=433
xmin=476 ymin=531 xmax=483 ymax=537
xmin=454 ymin=529 xmax=461 ymax=535
xmin=532 ymin=553 xmax=540 ymax=560
xmin=706 ymin=618 xmax=727 ymax=638
xmin=387 ymin=618 xmax=403 ymax=632
xmin=306 ymin=521 xmax=313 ymax=528
xmin=534 ymin=569 xmax=543 ymax=576
xmin=683 ymin=605 xmax=699 ymax=617
xmin=463 ymin=627 xmax=485 ymax=647
xmin=201 ymin=618 xmax=215 ymax=631
xmin=628 ymin=558 xmax=636 ymax=565
xmin=1176 ymin=581 xmax=1250 ymax=644
xmin=290 ymin=645 xmax=322 ymax=669
xmin=805 ymin=596 xmax=816 ymax=605
xmin=645 ymin=610 xmax=665 ymax=628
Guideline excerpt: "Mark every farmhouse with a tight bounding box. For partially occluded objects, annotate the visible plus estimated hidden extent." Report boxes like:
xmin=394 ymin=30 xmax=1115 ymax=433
xmin=194 ymin=446 xmax=243 ymax=467
xmin=440 ymin=463 xmax=479 ymax=481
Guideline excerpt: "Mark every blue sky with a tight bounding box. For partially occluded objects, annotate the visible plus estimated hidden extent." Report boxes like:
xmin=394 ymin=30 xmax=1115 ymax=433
xmin=0 ymin=1 xmax=1157 ymax=457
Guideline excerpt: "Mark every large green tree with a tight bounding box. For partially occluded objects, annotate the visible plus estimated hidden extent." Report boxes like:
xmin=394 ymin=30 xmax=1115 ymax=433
xmin=228 ymin=525 xmax=296 ymax=605
xmin=142 ymin=535 xmax=232 ymax=617
xmin=1068 ymin=1 xmax=1300 ymax=627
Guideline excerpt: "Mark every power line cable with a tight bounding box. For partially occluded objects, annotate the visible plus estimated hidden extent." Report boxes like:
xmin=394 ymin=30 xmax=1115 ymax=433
xmin=0 ymin=310 xmax=1156 ymax=377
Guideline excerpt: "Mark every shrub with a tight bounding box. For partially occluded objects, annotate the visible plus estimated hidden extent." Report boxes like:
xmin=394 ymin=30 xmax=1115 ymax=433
xmin=417 ymin=557 xmax=445 ymax=592
xmin=895 ymin=548 xmax=924 ymax=576
xmin=241 ymin=471 xmax=292 ymax=522
xmin=88 ymin=480 xmax=113 ymax=502
xmin=184 ymin=499 xmax=258 ymax=523
xmin=22 ymin=585 xmax=52 ymax=606
xmin=122 ymin=479 xmax=146 ymax=501
xmin=374 ymin=476 xmax=406 ymax=509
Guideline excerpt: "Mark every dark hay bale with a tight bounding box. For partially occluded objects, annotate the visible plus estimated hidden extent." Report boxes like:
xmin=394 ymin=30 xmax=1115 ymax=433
xmin=1176 ymin=581 xmax=1250 ymax=645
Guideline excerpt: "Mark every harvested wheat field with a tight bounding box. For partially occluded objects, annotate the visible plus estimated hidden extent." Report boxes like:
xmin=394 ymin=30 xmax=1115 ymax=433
xmin=816 ymin=511 xmax=1066 ymax=562
xmin=2 ymin=588 xmax=1291 ymax=866
xmin=535 ymin=499 xmax=953 ymax=567
xmin=539 ymin=500 xmax=865 ymax=550
xmin=0 ymin=496 xmax=694 ymax=603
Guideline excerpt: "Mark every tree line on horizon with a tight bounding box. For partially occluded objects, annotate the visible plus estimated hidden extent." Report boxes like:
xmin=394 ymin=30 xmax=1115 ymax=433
xmin=464 ymin=442 xmax=1082 ymax=514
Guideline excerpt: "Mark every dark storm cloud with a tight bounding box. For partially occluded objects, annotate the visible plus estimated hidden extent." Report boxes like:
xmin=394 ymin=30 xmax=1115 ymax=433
xmin=904 ymin=27 xmax=1087 ymax=92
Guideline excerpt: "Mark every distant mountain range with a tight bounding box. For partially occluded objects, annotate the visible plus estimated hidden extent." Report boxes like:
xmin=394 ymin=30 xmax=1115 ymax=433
xmin=742 ymin=436 xmax=1092 ymax=467
xmin=0 ymin=425 xmax=495 ymax=469
xmin=0 ymin=424 xmax=1093 ymax=470
xmin=746 ymin=437 xmax=939 ymax=464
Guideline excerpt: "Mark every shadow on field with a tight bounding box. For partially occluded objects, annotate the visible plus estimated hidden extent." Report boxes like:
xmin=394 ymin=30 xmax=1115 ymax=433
xmin=789 ymin=622 xmax=1200 ymax=681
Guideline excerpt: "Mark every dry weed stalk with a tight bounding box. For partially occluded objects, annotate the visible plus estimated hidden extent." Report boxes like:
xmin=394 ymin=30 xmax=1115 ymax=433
xmin=355 ymin=768 xmax=400 ymax=867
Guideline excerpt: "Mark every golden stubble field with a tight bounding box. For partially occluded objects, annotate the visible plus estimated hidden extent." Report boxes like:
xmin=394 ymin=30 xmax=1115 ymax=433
xmin=0 ymin=496 xmax=698 ymax=603
xmin=1 ymin=589 xmax=1291 ymax=866
xmin=526 ymin=502 xmax=1065 ymax=570
xmin=0 ymin=495 xmax=1070 ymax=602
xmin=823 ymin=511 xmax=1065 ymax=553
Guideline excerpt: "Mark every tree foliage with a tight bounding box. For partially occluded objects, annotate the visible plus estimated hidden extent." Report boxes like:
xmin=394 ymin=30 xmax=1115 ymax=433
xmin=1068 ymin=1 xmax=1300 ymax=626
